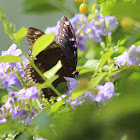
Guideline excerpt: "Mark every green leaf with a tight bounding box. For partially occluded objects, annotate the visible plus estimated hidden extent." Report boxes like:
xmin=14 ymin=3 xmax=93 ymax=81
xmin=32 ymin=99 xmax=42 ymax=111
xmin=37 ymin=75 xmax=59 ymax=90
xmin=107 ymin=68 xmax=125 ymax=77
xmin=134 ymin=40 xmax=140 ymax=48
xmin=97 ymin=0 xmax=106 ymax=4
xmin=98 ymin=93 xmax=140 ymax=122
xmin=71 ymin=87 xmax=89 ymax=101
xmin=43 ymin=60 xmax=62 ymax=79
xmin=32 ymin=109 xmax=51 ymax=138
xmin=77 ymin=60 xmax=100 ymax=74
xmin=114 ymin=46 xmax=125 ymax=54
xmin=83 ymin=59 xmax=100 ymax=70
xmin=0 ymin=120 xmax=14 ymax=134
xmin=102 ymin=0 xmax=140 ymax=21
xmin=23 ymin=0 xmax=61 ymax=14
xmin=101 ymin=0 xmax=116 ymax=15
xmin=15 ymin=27 xmax=28 ymax=42
xmin=118 ymin=39 xmax=127 ymax=46
xmin=90 ymin=72 xmax=108 ymax=88
xmin=32 ymin=33 xmax=55 ymax=59
xmin=93 ymin=51 xmax=114 ymax=77
xmin=49 ymin=100 xmax=65 ymax=114
xmin=0 ymin=119 xmax=24 ymax=134
xmin=0 ymin=55 xmax=23 ymax=63
xmin=79 ymin=68 xmax=95 ymax=75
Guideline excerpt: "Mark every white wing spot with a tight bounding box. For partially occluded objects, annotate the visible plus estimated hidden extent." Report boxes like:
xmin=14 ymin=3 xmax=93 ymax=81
xmin=73 ymin=44 xmax=77 ymax=48
xmin=63 ymin=28 xmax=66 ymax=32
xmin=34 ymin=31 xmax=40 ymax=35
xmin=64 ymin=24 xmax=67 ymax=27
xmin=69 ymin=38 xmax=75 ymax=41
xmin=65 ymin=21 xmax=69 ymax=25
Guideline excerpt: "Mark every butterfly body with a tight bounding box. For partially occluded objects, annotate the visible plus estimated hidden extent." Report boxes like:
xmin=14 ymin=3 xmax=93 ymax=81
xmin=24 ymin=16 xmax=78 ymax=98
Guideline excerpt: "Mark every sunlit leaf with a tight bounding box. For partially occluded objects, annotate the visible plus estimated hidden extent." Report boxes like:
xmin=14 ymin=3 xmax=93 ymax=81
xmin=0 ymin=55 xmax=23 ymax=63
xmin=49 ymin=100 xmax=65 ymax=114
xmin=83 ymin=59 xmax=100 ymax=70
xmin=134 ymin=40 xmax=140 ymax=48
xmin=102 ymin=0 xmax=140 ymax=21
xmin=118 ymin=39 xmax=127 ymax=46
xmin=93 ymin=51 xmax=114 ymax=77
xmin=15 ymin=27 xmax=27 ymax=42
xmin=32 ymin=33 xmax=55 ymax=59
xmin=97 ymin=0 xmax=106 ymax=4
xmin=43 ymin=60 xmax=62 ymax=79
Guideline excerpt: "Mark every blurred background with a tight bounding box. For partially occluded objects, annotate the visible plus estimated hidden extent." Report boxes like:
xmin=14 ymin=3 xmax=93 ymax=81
xmin=0 ymin=0 xmax=74 ymax=52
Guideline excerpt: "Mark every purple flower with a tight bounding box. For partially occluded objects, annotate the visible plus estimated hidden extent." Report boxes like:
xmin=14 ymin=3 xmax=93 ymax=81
xmin=1 ymin=43 xmax=22 ymax=56
xmin=18 ymin=86 xmax=39 ymax=100
xmin=44 ymin=12 xmax=118 ymax=51
xmin=0 ymin=44 xmax=28 ymax=90
xmin=77 ymin=37 xmax=87 ymax=51
xmin=22 ymin=107 xmax=37 ymax=125
xmin=84 ymin=19 xmax=102 ymax=42
xmin=70 ymin=13 xmax=87 ymax=36
xmin=44 ymin=20 xmax=60 ymax=39
xmin=114 ymin=52 xmax=128 ymax=66
xmin=57 ymin=77 xmax=119 ymax=107
xmin=114 ymin=45 xmax=140 ymax=66
xmin=0 ymin=118 xmax=7 ymax=123
xmin=0 ymin=86 xmax=39 ymax=125
xmin=95 ymin=82 xmax=119 ymax=102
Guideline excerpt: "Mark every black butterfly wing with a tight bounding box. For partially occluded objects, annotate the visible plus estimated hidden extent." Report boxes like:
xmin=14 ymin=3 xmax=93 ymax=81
xmin=27 ymin=27 xmax=45 ymax=59
xmin=56 ymin=16 xmax=77 ymax=77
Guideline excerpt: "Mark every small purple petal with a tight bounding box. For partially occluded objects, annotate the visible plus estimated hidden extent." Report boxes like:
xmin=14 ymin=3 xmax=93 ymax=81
xmin=0 ymin=118 xmax=7 ymax=123
xmin=64 ymin=77 xmax=78 ymax=90
xmin=114 ymin=52 xmax=128 ymax=66
xmin=95 ymin=82 xmax=118 ymax=102
xmin=18 ymin=86 xmax=39 ymax=100
xmin=1 ymin=44 xmax=22 ymax=56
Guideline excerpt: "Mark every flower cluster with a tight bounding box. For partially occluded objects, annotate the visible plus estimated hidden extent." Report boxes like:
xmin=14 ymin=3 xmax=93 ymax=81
xmin=0 ymin=86 xmax=39 ymax=125
xmin=45 ymin=10 xmax=118 ymax=51
xmin=0 ymin=44 xmax=28 ymax=91
xmin=57 ymin=77 xmax=119 ymax=107
xmin=0 ymin=44 xmax=39 ymax=125
xmin=114 ymin=45 xmax=140 ymax=66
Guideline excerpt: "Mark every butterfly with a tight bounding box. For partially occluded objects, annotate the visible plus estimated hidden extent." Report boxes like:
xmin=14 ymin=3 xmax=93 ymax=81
xmin=24 ymin=16 xmax=78 ymax=98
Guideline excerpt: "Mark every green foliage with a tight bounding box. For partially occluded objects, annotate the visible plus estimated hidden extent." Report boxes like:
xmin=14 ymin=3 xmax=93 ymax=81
xmin=0 ymin=55 xmax=23 ymax=63
xmin=97 ymin=0 xmax=106 ymax=4
xmin=93 ymin=51 xmax=114 ymax=76
xmin=22 ymin=0 xmax=76 ymax=15
xmin=43 ymin=60 xmax=62 ymax=79
xmin=101 ymin=0 xmax=140 ymax=21
xmin=32 ymin=33 xmax=55 ymax=59
xmin=15 ymin=27 xmax=28 ymax=43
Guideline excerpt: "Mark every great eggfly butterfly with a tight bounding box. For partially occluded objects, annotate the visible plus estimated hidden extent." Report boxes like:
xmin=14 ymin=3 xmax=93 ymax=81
xmin=24 ymin=16 xmax=78 ymax=98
